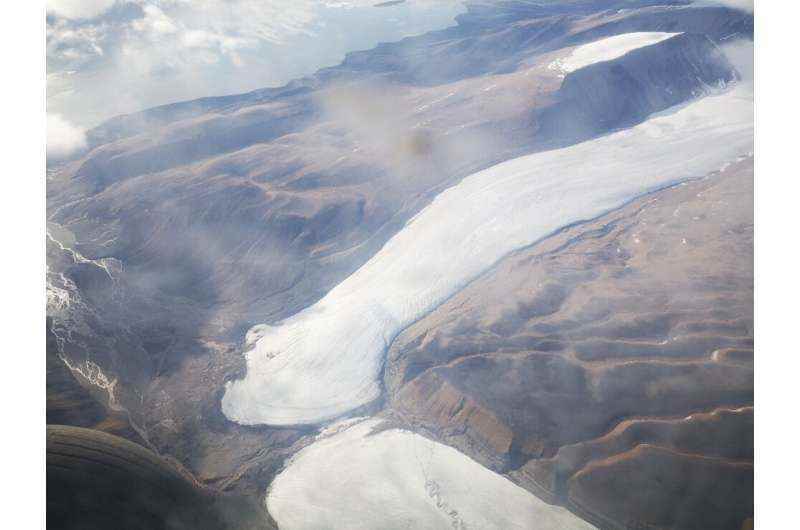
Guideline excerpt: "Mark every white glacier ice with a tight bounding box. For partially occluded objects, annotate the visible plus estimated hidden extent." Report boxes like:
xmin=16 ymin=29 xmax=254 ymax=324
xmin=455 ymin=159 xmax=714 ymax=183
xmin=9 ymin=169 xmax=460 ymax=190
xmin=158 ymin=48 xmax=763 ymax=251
xmin=222 ymin=83 xmax=754 ymax=426
xmin=549 ymin=32 xmax=679 ymax=74
xmin=266 ymin=418 xmax=597 ymax=530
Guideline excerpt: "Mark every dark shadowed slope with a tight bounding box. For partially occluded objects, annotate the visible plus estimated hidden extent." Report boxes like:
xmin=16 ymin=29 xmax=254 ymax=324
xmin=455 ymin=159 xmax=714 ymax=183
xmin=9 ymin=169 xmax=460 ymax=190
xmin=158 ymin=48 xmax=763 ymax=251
xmin=47 ymin=425 xmax=274 ymax=530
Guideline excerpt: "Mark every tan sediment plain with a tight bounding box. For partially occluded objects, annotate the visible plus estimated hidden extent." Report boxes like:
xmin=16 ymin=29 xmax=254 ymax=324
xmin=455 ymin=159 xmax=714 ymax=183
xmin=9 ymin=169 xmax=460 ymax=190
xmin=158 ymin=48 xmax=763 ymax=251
xmin=385 ymin=157 xmax=753 ymax=530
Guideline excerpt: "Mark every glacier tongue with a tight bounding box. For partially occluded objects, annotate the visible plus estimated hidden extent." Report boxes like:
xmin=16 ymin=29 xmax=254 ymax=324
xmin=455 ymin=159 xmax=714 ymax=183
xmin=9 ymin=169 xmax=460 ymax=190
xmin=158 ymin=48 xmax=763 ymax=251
xmin=221 ymin=83 xmax=754 ymax=426
xmin=266 ymin=418 xmax=597 ymax=530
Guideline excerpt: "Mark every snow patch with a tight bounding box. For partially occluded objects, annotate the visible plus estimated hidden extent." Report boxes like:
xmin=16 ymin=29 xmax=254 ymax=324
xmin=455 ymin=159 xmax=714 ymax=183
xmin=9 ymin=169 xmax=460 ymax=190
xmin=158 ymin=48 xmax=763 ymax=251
xmin=267 ymin=418 xmax=596 ymax=530
xmin=222 ymin=83 xmax=753 ymax=426
xmin=548 ymin=32 xmax=679 ymax=75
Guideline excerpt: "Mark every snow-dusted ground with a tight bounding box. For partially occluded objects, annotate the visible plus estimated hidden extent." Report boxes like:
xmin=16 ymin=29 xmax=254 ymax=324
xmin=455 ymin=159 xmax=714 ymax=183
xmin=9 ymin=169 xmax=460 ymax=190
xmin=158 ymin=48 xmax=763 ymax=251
xmin=549 ymin=32 xmax=679 ymax=74
xmin=222 ymin=82 xmax=754 ymax=426
xmin=267 ymin=418 xmax=597 ymax=530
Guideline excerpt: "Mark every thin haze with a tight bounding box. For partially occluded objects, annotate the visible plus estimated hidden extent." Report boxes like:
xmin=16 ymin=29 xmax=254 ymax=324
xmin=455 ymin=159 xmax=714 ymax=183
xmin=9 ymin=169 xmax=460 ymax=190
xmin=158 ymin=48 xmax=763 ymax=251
xmin=46 ymin=0 xmax=465 ymax=158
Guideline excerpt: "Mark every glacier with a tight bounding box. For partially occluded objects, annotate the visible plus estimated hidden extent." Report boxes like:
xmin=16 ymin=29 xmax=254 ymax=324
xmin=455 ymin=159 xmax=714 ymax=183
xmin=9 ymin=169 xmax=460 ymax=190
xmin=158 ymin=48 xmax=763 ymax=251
xmin=549 ymin=32 xmax=679 ymax=74
xmin=266 ymin=418 xmax=597 ymax=530
xmin=221 ymin=82 xmax=754 ymax=426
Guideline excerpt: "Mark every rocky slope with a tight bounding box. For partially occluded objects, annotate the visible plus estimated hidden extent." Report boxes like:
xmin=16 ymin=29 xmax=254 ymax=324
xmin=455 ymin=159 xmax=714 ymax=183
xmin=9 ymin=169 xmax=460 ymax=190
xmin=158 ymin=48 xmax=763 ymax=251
xmin=47 ymin=425 xmax=273 ymax=530
xmin=384 ymin=157 xmax=754 ymax=529
xmin=540 ymin=32 xmax=739 ymax=144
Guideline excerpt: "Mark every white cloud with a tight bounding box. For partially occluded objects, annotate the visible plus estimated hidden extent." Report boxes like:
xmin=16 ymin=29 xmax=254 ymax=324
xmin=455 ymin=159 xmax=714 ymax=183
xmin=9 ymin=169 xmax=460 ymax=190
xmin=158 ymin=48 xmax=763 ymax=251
xmin=47 ymin=0 xmax=116 ymax=20
xmin=722 ymin=39 xmax=754 ymax=81
xmin=47 ymin=22 xmax=106 ymax=65
xmin=46 ymin=0 xmax=465 ymax=127
xmin=724 ymin=0 xmax=754 ymax=12
xmin=694 ymin=0 xmax=754 ymax=13
xmin=132 ymin=5 xmax=178 ymax=35
xmin=47 ymin=114 xmax=87 ymax=160
xmin=181 ymin=29 xmax=249 ymax=52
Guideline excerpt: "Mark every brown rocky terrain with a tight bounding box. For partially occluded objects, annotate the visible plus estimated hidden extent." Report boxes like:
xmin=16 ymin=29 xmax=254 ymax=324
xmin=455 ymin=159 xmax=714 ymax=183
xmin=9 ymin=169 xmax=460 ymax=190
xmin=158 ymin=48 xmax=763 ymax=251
xmin=385 ymin=157 xmax=754 ymax=529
